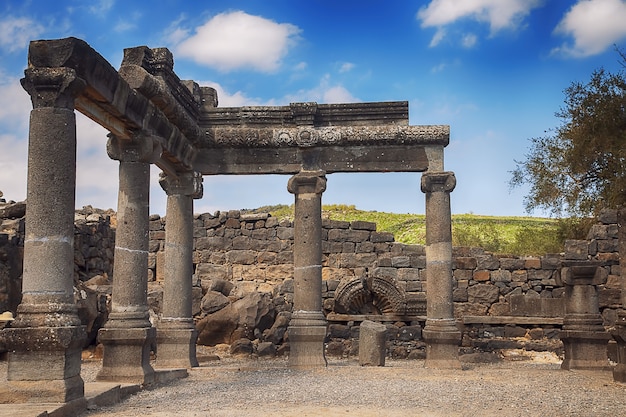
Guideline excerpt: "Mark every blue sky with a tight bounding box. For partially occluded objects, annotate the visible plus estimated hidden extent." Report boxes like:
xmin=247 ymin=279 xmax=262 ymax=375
xmin=1 ymin=0 xmax=626 ymax=217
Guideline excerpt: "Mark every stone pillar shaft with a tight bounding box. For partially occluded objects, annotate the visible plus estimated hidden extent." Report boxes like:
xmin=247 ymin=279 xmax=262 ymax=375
xmin=287 ymin=170 xmax=327 ymax=369
xmin=1 ymin=67 xmax=87 ymax=404
xmin=157 ymin=171 xmax=202 ymax=368
xmin=614 ymin=208 xmax=626 ymax=382
xmin=421 ymin=171 xmax=461 ymax=369
xmin=97 ymin=134 xmax=159 ymax=384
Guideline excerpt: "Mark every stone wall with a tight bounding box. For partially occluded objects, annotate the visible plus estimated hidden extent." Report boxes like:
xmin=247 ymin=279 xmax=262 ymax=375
xmin=1 ymin=202 xmax=622 ymax=357
xmin=146 ymin=209 xmax=621 ymax=322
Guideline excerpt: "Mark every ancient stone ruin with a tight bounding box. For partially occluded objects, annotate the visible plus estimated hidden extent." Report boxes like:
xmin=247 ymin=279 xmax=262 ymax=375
xmin=0 ymin=36 xmax=460 ymax=406
xmin=1 ymin=36 xmax=626 ymax=412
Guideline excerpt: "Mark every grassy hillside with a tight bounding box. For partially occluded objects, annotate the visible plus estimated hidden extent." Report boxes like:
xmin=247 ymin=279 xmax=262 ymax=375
xmin=251 ymin=204 xmax=590 ymax=256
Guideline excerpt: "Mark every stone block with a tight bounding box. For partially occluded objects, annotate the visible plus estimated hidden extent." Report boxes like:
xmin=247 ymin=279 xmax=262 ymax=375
xmin=564 ymin=240 xmax=589 ymax=260
xmin=391 ymin=256 xmax=411 ymax=267
xmin=359 ymin=320 xmax=387 ymax=366
xmin=350 ymin=220 xmax=376 ymax=231
xmin=467 ymin=284 xmax=499 ymax=304
xmin=410 ymin=255 xmax=426 ymax=268
xmin=541 ymin=298 xmax=564 ymax=317
xmin=454 ymin=257 xmax=477 ymax=269
xmin=476 ymin=255 xmax=500 ymax=270
xmin=473 ymin=270 xmax=490 ymax=282
xmin=370 ymin=232 xmax=394 ymax=243
xmin=398 ymin=268 xmax=420 ymax=281
xmin=524 ymin=257 xmax=541 ymax=269
xmin=499 ymin=258 xmax=525 ymax=270
xmin=491 ymin=270 xmax=512 ymax=283
xmin=598 ymin=288 xmax=621 ymax=308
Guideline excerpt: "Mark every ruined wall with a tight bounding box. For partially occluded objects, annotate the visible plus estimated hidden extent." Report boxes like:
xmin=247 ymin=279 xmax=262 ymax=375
xmin=1 ymin=203 xmax=621 ymax=357
xmin=146 ymin=209 xmax=621 ymax=323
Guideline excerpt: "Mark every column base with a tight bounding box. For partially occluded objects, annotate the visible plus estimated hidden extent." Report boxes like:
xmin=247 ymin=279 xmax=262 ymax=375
xmin=612 ymin=313 xmax=626 ymax=382
xmin=1 ymin=325 xmax=86 ymax=403
xmin=97 ymin=327 xmax=156 ymax=385
xmin=423 ymin=319 xmax=461 ymax=369
xmin=560 ymin=330 xmax=612 ymax=371
xmin=288 ymin=311 xmax=327 ymax=369
xmin=156 ymin=327 xmax=199 ymax=368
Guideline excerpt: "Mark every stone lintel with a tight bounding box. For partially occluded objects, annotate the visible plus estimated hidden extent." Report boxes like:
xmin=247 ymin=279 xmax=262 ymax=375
xmin=121 ymin=46 xmax=201 ymax=121
xmin=202 ymin=125 xmax=449 ymax=148
xmin=26 ymin=37 xmax=196 ymax=171
xmin=201 ymin=101 xmax=410 ymax=130
xmin=119 ymin=65 xmax=203 ymax=145
xmin=194 ymin=144 xmax=432 ymax=175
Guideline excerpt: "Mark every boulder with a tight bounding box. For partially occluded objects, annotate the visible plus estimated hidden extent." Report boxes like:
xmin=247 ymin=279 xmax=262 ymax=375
xmin=201 ymin=290 xmax=230 ymax=314
xmin=196 ymin=292 xmax=276 ymax=345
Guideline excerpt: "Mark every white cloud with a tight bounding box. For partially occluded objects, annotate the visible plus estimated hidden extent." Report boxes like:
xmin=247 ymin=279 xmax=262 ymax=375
xmin=338 ymin=62 xmax=355 ymax=73
xmin=0 ymin=16 xmax=45 ymax=53
xmin=0 ymin=77 xmax=36 ymax=203
xmin=199 ymin=81 xmax=269 ymax=107
xmin=462 ymin=33 xmax=478 ymax=48
xmin=418 ymin=0 xmax=542 ymax=46
xmin=286 ymin=74 xmax=359 ymax=104
xmin=294 ymin=62 xmax=308 ymax=71
xmin=553 ymin=0 xmax=626 ymax=57
xmin=429 ymin=27 xmax=447 ymax=47
xmin=88 ymin=0 xmax=115 ymax=15
xmin=173 ymin=11 xmax=301 ymax=73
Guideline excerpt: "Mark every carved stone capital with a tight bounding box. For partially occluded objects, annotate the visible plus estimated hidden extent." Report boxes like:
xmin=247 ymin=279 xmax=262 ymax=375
xmin=421 ymin=171 xmax=456 ymax=194
xmin=288 ymin=170 xmax=327 ymax=195
xmin=106 ymin=133 xmax=162 ymax=163
xmin=159 ymin=171 xmax=203 ymax=198
xmin=21 ymin=67 xmax=85 ymax=109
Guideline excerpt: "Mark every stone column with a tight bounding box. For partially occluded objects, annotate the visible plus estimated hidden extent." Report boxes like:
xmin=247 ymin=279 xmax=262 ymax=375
xmin=421 ymin=171 xmax=461 ymax=369
xmin=560 ymin=261 xmax=611 ymax=371
xmin=287 ymin=170 xmax=328 ymax=369
xmin=1 ymin=67 xmax=87 ymax=403
xmin=156 ymin=171 xmax=202 ymax=368
xmin=97 ymin=134 xmax=160 ymax=384
xmin=613 ymin=208 xmax=626 ymax=381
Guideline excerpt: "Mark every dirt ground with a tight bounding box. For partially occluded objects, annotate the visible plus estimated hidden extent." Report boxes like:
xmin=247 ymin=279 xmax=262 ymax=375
xmin=78 ymin=347 xmax=626 ymax=417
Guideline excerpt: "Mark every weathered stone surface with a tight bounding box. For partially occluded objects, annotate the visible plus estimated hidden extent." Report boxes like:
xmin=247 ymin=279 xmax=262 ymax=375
xmin=359 ymin=320 xmax=387 ymax=366
xmin=468 ymin=284 xmax=500 ymax=304
xmin=200 ymin=291 xmax=230 ymax=314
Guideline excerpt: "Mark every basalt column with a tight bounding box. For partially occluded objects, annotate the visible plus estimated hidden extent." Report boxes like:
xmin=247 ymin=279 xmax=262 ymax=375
xmin=97 ymin=134 xmax=160 ymax=384
xmin=287 ymin=170 xmax=328 ymax=369
xmin=1 ymin=67 xmax=87 ymax=403
xmin=613 ymin=208 xmax=626 ymax=382
xmin=156 ymin=171 xmax=203 ymax=368
xmin=421 ymin=171 xmax=461 ymax=369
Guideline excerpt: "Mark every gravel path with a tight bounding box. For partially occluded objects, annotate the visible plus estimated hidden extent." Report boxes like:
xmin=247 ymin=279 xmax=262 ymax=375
xmin=80 ymin=350 xmax=626 ymax=417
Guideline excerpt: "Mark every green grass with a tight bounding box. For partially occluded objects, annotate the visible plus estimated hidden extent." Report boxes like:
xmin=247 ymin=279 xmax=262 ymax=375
xmin=250 ymin=204 xmax=587 ymax=256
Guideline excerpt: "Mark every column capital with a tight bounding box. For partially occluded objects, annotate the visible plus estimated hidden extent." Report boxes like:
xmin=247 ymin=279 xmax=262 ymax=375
xmin=106 ymin=133 xmax=162 ymax=163
xmin=159 ymin=171 xmax=203 ymax=198
xmin=21 ymin=67 xmax=85 ymax=109
xmin=287 ymin=170 xmax=327 ymax=195
xmin=421 ymin=171 xmax=456 ymax=193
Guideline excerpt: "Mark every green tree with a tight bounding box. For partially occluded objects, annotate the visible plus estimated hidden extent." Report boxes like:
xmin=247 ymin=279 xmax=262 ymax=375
xmin=510 ymin=51 xmax=626 ymax=217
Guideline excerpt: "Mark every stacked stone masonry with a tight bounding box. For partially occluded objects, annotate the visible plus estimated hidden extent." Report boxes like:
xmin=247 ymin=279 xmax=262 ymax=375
xmin=0 ymin=202 xmax=622 ymax=357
